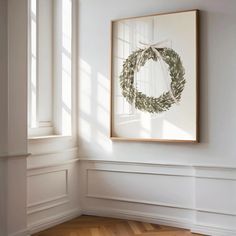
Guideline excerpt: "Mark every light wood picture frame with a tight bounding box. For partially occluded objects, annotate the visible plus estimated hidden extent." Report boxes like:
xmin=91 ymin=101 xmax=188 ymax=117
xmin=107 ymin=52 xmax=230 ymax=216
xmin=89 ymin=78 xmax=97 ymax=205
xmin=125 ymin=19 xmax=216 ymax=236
xmin=110 ymin=9 xmax=199 ymax=142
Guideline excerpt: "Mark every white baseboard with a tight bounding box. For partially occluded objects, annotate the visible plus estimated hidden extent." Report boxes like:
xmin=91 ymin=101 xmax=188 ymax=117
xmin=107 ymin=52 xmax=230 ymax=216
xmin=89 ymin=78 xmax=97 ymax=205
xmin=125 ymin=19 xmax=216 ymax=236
xmin=82 ymin=207 xmax=192 ymax=230
xmin=191 ymin=224 xmax=236 ymax=236
xmin=191 ymin=225 xmax=236 ymax=236
xmin=28 ymin=208 xmax=82 ymax=235
xmin=9 ymin=228 xmax=30 ymax=236
xmin=82 ymin=207 xmax=236 ymax=236
xmin=25 ymin=205 xmax=236 ymax=236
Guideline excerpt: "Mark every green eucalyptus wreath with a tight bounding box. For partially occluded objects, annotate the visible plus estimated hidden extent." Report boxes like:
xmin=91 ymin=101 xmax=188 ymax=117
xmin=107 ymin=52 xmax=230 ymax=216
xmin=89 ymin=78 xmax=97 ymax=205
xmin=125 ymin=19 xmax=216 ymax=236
xmin=119 ymin=47 xmax=186 ymax=113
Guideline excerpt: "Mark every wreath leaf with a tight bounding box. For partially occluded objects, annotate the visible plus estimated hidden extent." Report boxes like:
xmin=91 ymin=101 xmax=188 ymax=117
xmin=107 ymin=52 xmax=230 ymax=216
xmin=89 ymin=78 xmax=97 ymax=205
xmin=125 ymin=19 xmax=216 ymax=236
xmin=119 ymin=47 xmax=185 ymax=113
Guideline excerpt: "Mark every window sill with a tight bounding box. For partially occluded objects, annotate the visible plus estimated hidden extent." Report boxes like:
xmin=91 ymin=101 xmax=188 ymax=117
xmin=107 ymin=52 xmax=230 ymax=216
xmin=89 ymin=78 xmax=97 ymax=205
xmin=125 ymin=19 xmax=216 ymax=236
xmin=28 ymin=134 xmax=72 ymax=142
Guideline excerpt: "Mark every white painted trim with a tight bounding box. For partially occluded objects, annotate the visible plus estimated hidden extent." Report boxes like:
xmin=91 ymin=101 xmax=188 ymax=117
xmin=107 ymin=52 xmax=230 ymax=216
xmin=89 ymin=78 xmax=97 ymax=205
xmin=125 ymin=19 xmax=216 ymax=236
xmin=191 ymin=224 xmax=236 ymax=236
xmin=9 ymin=228 xmax=30 ymax=236
xmin=28 ymin=208 xmax=82 ymax=234
xmin=28 ymin=127 xmax=55 ymax=138
xmin=195 ymin=167 xmax=236 ymax=180
xmin=86 ymin=168 xmax=236 ymax=217
xmin=28 ymin=135 xmax=73 ymax=142
xmin=27 ymin=199 xmax=69 ymax=215
xmin=82 ymin=207 xmax=236 ymax=236
xmin=86 ymin=168 xmax=194 ymax=211
xmin=27 ymin=168 xmax=69 ymax=215
xmin=27 ymin=166 xmax=70 ymax=215
xmin=87 ymin=167 xmax=195 ymax=178
xmin=80 ymin=158 xmax=236 ymax=181
xmin=27 ymin=158 xmax=79 ymax=171
xmin=27 ymin=194 xmax=68 ymax=208
xmin=79 ymin=157 xmax=236 ymax=170
xmin=82 ymin=207 xmax=193 ymax=231
xmin=87 ymin=194 xmax=194 ymax=210
xmin=86 ymin=194 xmax=236 ymax=217
xmin=195 ymin=176 xmax=236 ymax=181
xmin=27 ymin=167 xmax=69 ymax=177
xmin=79 ymin=157 xmax=194 ymax=168
xmin=29 ymin=147 xmax=78 ymax=158
xmin=0 ymin=153 xmax=30 ymax=159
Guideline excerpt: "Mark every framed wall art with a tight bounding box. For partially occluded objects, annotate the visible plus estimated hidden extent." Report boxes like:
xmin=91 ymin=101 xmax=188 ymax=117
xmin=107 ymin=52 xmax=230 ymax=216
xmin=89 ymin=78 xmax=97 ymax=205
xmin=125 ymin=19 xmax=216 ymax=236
xmin=110 ymin=10 xmax=199 ymax=142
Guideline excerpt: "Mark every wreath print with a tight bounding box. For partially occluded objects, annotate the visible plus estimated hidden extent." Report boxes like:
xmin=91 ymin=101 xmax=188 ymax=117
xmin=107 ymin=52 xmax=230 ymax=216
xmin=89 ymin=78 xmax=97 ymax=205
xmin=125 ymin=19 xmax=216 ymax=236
xmin=119 ymin=47 xmax=186 ymax=113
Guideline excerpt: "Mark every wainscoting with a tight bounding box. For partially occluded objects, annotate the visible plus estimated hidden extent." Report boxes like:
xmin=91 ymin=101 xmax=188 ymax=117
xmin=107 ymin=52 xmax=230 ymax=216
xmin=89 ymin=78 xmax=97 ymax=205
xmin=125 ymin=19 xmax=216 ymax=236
xmin=27 ymin=145 xmax=81 ymax=235
xmin=26 ymin=152 xmax=236 ymax=236
xmin=79 ymin=159 xmax=236 ymax=236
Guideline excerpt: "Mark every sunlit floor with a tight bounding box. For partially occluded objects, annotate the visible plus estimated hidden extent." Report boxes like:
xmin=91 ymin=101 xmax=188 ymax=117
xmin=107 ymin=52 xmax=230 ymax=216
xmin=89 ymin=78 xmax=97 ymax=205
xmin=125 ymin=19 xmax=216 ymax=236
xmin=33 ymin=215 xmax=204 ymax=236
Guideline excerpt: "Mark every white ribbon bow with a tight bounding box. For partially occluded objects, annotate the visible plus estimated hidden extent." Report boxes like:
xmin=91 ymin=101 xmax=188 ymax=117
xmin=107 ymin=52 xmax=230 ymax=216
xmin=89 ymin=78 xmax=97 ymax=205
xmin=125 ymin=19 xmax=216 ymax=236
xmin=135 ymin=39 xmax=178 ymax=104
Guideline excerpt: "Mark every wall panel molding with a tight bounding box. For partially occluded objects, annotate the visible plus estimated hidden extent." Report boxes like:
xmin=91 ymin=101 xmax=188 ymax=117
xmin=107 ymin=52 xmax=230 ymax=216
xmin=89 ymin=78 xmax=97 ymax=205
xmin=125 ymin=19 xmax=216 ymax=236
xmin=79 ymin=157 xmax=236 ymax=171
xmin=0 ymin=153 xmax=30 ymax=159
xmin=86 ymin=168 xmax=195 ymax=209
xmin=80 ymin=159 xmax=236 ymax=236
xmin=27 ymin=199 xmax=69 ymax=215
xmin=27 ymin=158 xmax=79 ymax=171
xmin=29 ymin=147 xmax=78 ymax=157
xmin=27 ymin=147 xmax=78 ymax=170
xmin=9 ymin=228 xmax=30 ymax=236
xmin=27 ymin=145 xmax=80 ymax=234
xmin=27 ymin=168 xmax=69 ymax=215
xmin=27 ymin=194 xmax=68 ymax=209
xmin=28 ymin=208 xmax=82 ymax=235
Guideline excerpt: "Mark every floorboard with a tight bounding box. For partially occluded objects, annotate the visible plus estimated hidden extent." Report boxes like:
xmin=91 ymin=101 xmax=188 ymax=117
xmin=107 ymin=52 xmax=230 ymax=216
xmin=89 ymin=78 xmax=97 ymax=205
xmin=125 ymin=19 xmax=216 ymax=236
xmin=33 ymin=215 xmax=204 ymax=236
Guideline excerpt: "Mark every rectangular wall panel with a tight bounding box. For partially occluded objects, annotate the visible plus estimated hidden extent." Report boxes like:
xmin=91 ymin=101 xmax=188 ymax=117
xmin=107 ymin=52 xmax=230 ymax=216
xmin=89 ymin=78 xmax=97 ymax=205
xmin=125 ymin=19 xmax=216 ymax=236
xmin=28 ymin=170 xmax=68 ymax=206
xmin=87 ymin=169 xmax=195 ymax=208
xmin=196 ymin=177 xmax=236 ymax=215
xmin=80 ymin=160 xmax=236 ymax=236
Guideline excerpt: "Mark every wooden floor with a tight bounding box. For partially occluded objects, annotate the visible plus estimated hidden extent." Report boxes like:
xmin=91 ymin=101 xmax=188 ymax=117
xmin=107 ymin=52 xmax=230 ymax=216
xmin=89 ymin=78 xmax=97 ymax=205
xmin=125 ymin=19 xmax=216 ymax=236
xmin=33 ymin=215 xmax=203 ymax=236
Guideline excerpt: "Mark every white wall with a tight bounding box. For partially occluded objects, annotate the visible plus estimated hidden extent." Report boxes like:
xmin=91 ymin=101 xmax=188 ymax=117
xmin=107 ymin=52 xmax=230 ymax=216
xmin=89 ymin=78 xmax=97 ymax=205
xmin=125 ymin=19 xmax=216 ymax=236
xmin=0 ymin=0 xmax=8 ymax=156
xmin=0 ymin=0 xmax=29 ymax=235
xmin=78 ymin=0 xmax=236 ymax=166
xmin=78 ymin=0 xmax=236 ymax=235
xmin=0 ymin=0 xmax=8 ymax=233
xmin=0 ymin=159 xmax=7 ymax=236
xmin=8 ymin=0 xmax=28 ymax=155
xmin=6 ymin=0 xmax=28 ymax=235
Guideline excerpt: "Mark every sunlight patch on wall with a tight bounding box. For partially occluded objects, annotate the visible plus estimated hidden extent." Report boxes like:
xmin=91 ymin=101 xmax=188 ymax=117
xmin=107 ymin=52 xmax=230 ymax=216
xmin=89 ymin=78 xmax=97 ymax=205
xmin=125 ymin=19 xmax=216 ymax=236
xmin=61 ymin=0 xmax=72 ymax=135
xmin=96 ymin=130 xmax=112 ymax=153
xmin=163 ymin=120 xmax=192 ymax=140
xmin=79 ymin=59 xmax=92 ymax=115
xmin=30 ymin=0 xmax=37 ymax=128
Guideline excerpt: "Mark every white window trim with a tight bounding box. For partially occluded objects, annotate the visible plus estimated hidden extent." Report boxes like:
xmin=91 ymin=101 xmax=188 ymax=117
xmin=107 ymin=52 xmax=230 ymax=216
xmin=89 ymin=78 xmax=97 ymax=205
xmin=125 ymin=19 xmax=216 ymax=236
xmin=27 ymin=0 xmax=77 ymax=140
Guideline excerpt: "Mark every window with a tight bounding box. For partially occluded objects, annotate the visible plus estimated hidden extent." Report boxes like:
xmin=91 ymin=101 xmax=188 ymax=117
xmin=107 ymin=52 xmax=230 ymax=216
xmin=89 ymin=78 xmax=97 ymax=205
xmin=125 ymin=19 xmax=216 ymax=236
xmin=28 ymin=0 xmax=74 ymax=137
